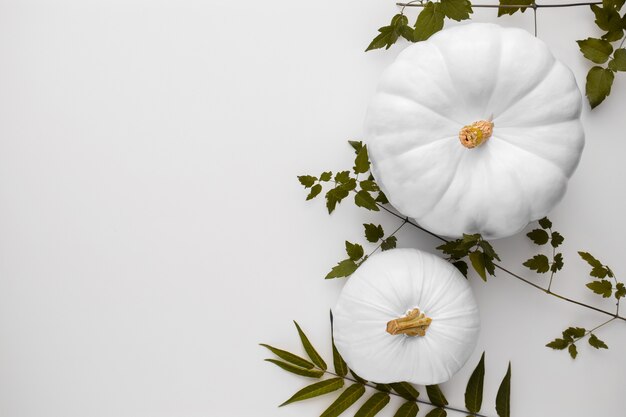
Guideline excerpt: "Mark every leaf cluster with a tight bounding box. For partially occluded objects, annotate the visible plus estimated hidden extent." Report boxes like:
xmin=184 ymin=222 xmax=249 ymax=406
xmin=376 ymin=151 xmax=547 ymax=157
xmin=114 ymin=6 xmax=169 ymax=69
xmin=546 ymin=326 xmax=608 ymax=359
xmin=436 ymin=233 xmax=500 ymax=281
xmin=522 ymin=218 xmax=564 ymax=275
xmin=578 ymin=251 xmax=624 ymax=299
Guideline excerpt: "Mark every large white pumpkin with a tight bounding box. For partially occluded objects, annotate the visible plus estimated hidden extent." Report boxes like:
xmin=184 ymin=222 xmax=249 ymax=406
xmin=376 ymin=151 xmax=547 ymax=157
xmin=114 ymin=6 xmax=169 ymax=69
xmin=365 ymin=23 xmax=584 ymax=240
xmin=333 ymin=249 xmax=480 ymax=385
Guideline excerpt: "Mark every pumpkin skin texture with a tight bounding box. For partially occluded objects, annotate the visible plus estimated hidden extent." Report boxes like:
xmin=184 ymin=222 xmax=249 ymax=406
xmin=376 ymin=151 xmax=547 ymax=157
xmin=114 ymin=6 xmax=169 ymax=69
xmin=365 ymin=23 xmax=584 ymax=240
xmin=333 ymin=249 xmax=480 ymax=385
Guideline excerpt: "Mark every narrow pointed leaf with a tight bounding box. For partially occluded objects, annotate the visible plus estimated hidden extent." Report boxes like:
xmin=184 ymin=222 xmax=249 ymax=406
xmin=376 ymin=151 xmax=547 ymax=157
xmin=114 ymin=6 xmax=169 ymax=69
xmin=294 ymin=321 xmax=327 ymax=370
xmin=495 ymin=363 xmax=511 ymax=417
xmin=320 ymin=383 xmax=366 ymax=417
xmin=469 ymin=251 xmax=487 ymax=281
xmin=390 ymin=382 xmax=419 ymax=401
xmin=279 ymin=378 xmax=344 ymax=407
xmin=264 ymin=359 xmax=324 ymax=378
xmin=426 ymin=385 xmax=448 ymax=407
xmin=355 ymin=392 xmax=390 ymax=417
xmin=394 ymin=402 xmax=419 ymax=417
xmin=425 ymin=408 xmax=447 ymax=417
xmin=330 ymin=311 xmax=348 ymax=377
xmin=464 ymin=352 xmax=485 ymax=413
xmin=375 ymin=384 xmax=391 ymax=392
xmin=260 ymin=344 xmax=315 ymax=369
xmin=350 ymin=370 xmax=368 ymax=384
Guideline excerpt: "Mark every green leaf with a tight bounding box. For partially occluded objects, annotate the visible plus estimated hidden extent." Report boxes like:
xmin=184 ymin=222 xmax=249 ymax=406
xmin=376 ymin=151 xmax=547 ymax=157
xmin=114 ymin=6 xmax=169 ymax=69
xmin=390 ymin=382 xmax=419 ymax=401
xmin=464 ymin=352 xmax=485 ymax=413
xmin=568 ymin=344 xmax=578 ymax=359
xmin=603 ymin=29 xmax=624 ymax=42
xmin=586 ymin=280 xmax=613 ymax=297
xmin=354 ymin=146 xmax=370 ymax=174
xmin=591 ymin=4 xmax=623 ymax=32
xmin=414 ymin=2 xmax=445 ymax=41
xmin=349 ymin=140 xmax=364 ymax=153
xmin=393 ymin=401 xmax=419 ymax=417
xmin=360 ymin=180 xmax=379 ymax=192
xmin=469 ymin=251 xmax=487 ymax=281
xmin=399 ymin=25 xmax=415 ymax=42
xmin=479 ymin=240 xmax=501 ymax=262
xmin=546 ymin=338 xmax=569 ymax=350
xmin=609 ymin=48 xmax=626 ymax=71
xmin=523 ymin=254 xmax=550 ymax=274
xmin=365 ymin=14 xmax=410 ymax=51
xmin=264 ymin=359 xmax=324 ymax=378
xmin=335 ymin=171 xmax=351 ymax=184
xmin=585 ymin=66 xmax=615 ymax=108
xmin=346 ymin=241 xmax=364 ymax=261
xmin=320 ymin=171 xmax=333 ymax=182
xmin=294 ymin=321 xmax=327 ymax=370
xmin=320 ymin=383 xmax=366 ymax=417
xmin=260 ymin=344 xmax=315 ymax=369
xmin=364 ymin=224 xmax=385 ymax=243
xmin=350 ymin=370 xmax=368 ymax=384
xmin=453 ymin=260 xmax=469 ymax=277
xmin=497 ymin=0 xmax=533 ymax=16
xmin=551 ymin=253 xmax=564 ymax=273
xmin=355 ymin=190 xmax=380 ymax=211
xmin=298 ymin=175 xmax=317 ymax=188
xmin=354 ymin=392 xmax=390 ymax=417
xmin=326 ymin=185 xmax=350 ymax=214
xmin=381 ymin=236 xmax=398 ymax=251
xmin=603 ymin=0 xmax=625 ymax=9
xmin=424 ymin=408 xmax=447 ymax=417
xmin=578 ymin=251 xmax=603 ymax=268
xmin=439 ymin=0 xmax=473 ymax=21
xmin=589 ymin=333 xmax=609 ymax=349
xmin=495 ymin=363 xmax=511 ymax=417
xmin=307 ymin=184 xmax=323 ymax=200
xmin=563 ymin=327 xmax=586 ymax=339
xmin=375 ymin=384 xmax=391 ymax=392
xmin=578 ymin=38 xmax=614 ymax=64
xmin=279 ymin=378 xmax=344 ymax=406
xmin=375 ymin=191 xmax=389 ymax=204
xmin=615 ymin=282 xmax=626 ymax=299
xmin=538 ymin=217 xmax=552 ymax=229
xmin=330 ymin=311 xmax=348 ymax=377
xmin=550 ymin=231 xmax=564 ymax=248
xmin=526 ymin=229 xmax=549 ymax=245
xmin=326 ymin=259 xmax=359 ymax=279
xmin=426 ymin=385 xmax=448 ymax=407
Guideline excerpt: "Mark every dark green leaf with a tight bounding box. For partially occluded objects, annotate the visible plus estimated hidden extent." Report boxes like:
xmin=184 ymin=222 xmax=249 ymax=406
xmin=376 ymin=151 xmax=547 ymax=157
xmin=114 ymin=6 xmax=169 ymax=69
xmin=568 ymin=344 xmax=578 ymax=359
xmin=330 ymin=311 xmax=348 ymax=377
xmin=589 ymin=333 xmax=608 ymax=349
xmin=394 ymin=401 xmax=419 ymax=417
xmin=364 ymin=223 xmax=385 ymax=243
xmin=551 ymin=253 xmax=564 ymax=273
xmin=578 ymin=38 xmax=613 ymax=63
xmin=546 ymin=338 xmax=569 ymax=350
xmin=355 ymin=190 xmax=380 ymax=211
xmin=307 ymin=184 xmax=323 ymax=200
xmin=497 ymin=0 xmax=533 ymax=16
xmin=424 ymin=408 xmax=446 ymax=417
xmin=550 ymin=231 xmax=564 ymax=248
xmin=259 ymin=344 xmax=315 ymax=369
xmin=603 ymin=29 xmax=624 ymax=42
xmin=526 ymin=229 xmax=549 ymax=245
xmin=563 ymin=327 xmax=586 ymax=339
xmin=294 ymin=321 xmax=327 ymax=370
xmin=354 ymin=146 xmax=370 ymax=174
xmin=426 ymin=385 xmax=448 ymax=407
xmin=354 ymin=392 xmax=390 ymax=417
xmin=320 ymin=384 xmax=366 ymax=417
xmin=400 ymin=25 xmax=415 ymax=42
xmin=469 ymin=251 xmax=487 ymax=281
xmin=320 ymin=171 xmax=333 ymax=182
xmin=464 ymin=352 xmax=485 ymax=413
xmin=603 ymin=0 xmax=625 ymax=9
xmin=479 ymin=240 xmax=501 ymax=261
xmin=586 ymin=280 xmax=613 ymax=297
xmin=375 ymin=191 xmax=389 ymax=204
xmin=523 ymin=254 xmax=550 ymax=274
xmin=326 ymin=185 xmax=350 ymax=214
xmin=346 ymin=241 xmax=364 ymax=261
xmin=381 ymin=236 xmax=398 ymax=251
xmin=414 ymin=2 xmax=445 ymax=41
xmin=591 ymin=4 xmax=623 ymax=32
xmin=609 ymin=48 xmax=626 ymax=71
xmin=453 ymin=260 xmax=469 ymax=277
xmin=350 ymin=370 xmax=368 ymax=384
xmin=335 ymin=171 xmax=351 ymax=184
xmin=585 ymin=66 xmax=614 ymax=108
xmin=495 ymin=363 xmax=511 ymax=417
xmin=279 ymin=378 xmax=344 ymax=406
xmin=349 ymin=140 xmax=364 ymax=153
xmin=439 ymin=0 xmax=473 ymax=21
xmin=538 ymin=217 xmax=552 ymax=229
xmin=615 ymin=282 xmax=626 ymax=299
xmin=365 ymin=14 xmax=410 ymax=52
xmin=360 ymin=180 xmax=379 ymax=192
xmin=298 ymin=175 xmax=317 ymax=188
xmin=390 ymin=382 xmax=419 ymax=401
xmin=326 ymin=259 xmax=359 ymax=279
xmin=375 ymin=384 xmax=391 ymax=392
xmin=264 ymin=359 xmax=324 ymax=378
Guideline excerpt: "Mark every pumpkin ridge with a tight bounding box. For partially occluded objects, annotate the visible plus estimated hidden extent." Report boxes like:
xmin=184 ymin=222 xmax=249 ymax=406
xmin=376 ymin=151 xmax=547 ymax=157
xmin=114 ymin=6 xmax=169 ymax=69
xmin=371 ymin=135 xmax=458 ymax=166
xmin=493 ymin=134 xmax=570 ymax=179
xmin=429 ymin=39 xmax=474 ymax=114
xmin=378 ymin=90 xmax=464 ymax=127
xmin=481 ymin=30 xmax=505 ymax=120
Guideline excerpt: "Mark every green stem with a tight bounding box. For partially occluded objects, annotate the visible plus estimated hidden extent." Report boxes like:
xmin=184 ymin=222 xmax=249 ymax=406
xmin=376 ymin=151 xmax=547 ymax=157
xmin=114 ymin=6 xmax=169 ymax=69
xmin=573 ymin=317 xmax=616 ymax=345
xmin=396 ymin=1 xmax=601 ymax=8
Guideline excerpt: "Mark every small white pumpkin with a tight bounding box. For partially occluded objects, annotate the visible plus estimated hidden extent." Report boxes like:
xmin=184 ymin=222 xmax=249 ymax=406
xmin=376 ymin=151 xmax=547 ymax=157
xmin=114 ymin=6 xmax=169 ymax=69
xmin=333 ymin=249 xmax=480 ymax=385
xmin=365 ymin=23 xmax=584 ymax=240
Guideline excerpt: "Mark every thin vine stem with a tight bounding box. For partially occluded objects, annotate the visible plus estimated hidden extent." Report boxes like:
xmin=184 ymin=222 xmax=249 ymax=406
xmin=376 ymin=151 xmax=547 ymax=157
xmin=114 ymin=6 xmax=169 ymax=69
xmin=320 ymin=368 xmax=490 ymax=417
xmin=366 ymin=218 xmax=409 ymax=259
xmin=375 ymin=202 xmax=626 ymax=323
xmin=396 ymin=1 xmax=602 ymax=8
xmin=573 ymin=317 xmax=616 ymax=344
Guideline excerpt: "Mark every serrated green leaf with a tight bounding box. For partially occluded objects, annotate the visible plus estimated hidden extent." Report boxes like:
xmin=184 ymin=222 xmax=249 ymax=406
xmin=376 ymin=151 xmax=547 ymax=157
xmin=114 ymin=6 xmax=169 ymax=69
xmin=414 ymin=2 xmax=445 ymax=41
xmin=260 ymin=344 xmax=315 ymax=369
xmin=326 ymin=259 xmax=359 ymax=279
xmin=320 ymin=171 xmax=333 ymax=182
xmin=578 ymin=38 xmax=613 ymax=64
xmin=479 ymin=240 xmax=501 ymax=261
xmin=349 ymin=140 xmax=363 ymax=153
xmin=469 ymin=251 xmax=487 ymax=281
xmin=609 ymin=48 xmax=626 ymax=71
xmin=365 ymin=14 xmax=410 ymax=52
xmin=551 ymin=253 xmax=564 ymax=273
xmin=264 ymin=359 xmax=324 ymax=378
xmin=568 ymin=344 xmax=578 ymax=359
xmin=603 ymin=29 xmax=624 ymax=41
xmin=307 ymin=184 xmax=323 ymax=200
xmin=563 ymin=327 xmax=586 ymax=339
xmin=364 ymin=223 xmax=385 ymax=243
xmin=330 ymin=311 xmax=348 ymax=377
xmin=550 ymin=231 xmax=564 ymax=248
xmin=360 ymin=180 xmax=379 ymax=192
xmin=495 ymin=363 xmax=511 ymax=417
xmin=354 ymin=392 xmax=390 ymax=417
xmin=375 ymin=191 xmax=389 ymax=204
xmin=320 ymin=383 xmax=366 ymax=417
xmin=587 ymin=280 xmax=613 ymax=297
xmin=538 ymin=217 xmax=552 ymax=229
xmin=394 ymin=401 xmax=419 ymax=417
xmin=354 ymin=146 xmax=370 ymax=174
xmin=498 ymin=0 xmax=533 ymax=16
xmin=279 ymin=377 xmax=344 ymax=406
xmin=345 ymin=241 xmax=364 ymax=261
xmin=546 ymin=338 xmax=569 ymax=350
xmin=294 ymin=321 xmax=327 ymax=370
xmin=400 ymin=25 xmax=415 ymax=42
xmin=591 ymin=4 xmax=623 ymax=32
xmin=426 ymin=385 xmax=448 ymax=407
xmin=527 ymin=229 xmax=549 ymax=245
xmin=355 ymin=190 xmax=380 ymax=211
xmin=335 ymin=171 xmax=351 ymax=184
xmin=390 ymin=382 xmax=419 ymax=401
xmin=381 ymin=236 xmax=398 ymax=251
xmin=326 ymin=185 xmax=350 ymax=214
xmin=603 ymin=0 xmax=626 ymax=8
xmin=615 ymin=282 xmax=626 ymax=299
xmin=424 ymin=408 xmax=446 ymax=417
xmin=453 ymin=260 xmax=469 ymax=277
xmin=464 ymin=352 xmax=485 ymax=413
xmin=298 ymin=175 xmax=317 ymax=188
xmin=523 ymin=254 xmax=550 ymax=274
xmin=578 ymin=251 xmax=603 ymax=268
xmin=439 ymin=0 xmax=473 ymax=21
xmin=585 ymin=66 xmax=614 ymax=108
xmin=589 ymin=333 xmax=609 ymax=349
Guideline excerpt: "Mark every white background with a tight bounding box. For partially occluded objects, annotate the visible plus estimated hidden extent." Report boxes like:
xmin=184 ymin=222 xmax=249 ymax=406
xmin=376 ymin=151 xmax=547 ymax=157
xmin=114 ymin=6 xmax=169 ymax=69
xmin=1 ymin=1 xmax=625 ymax=416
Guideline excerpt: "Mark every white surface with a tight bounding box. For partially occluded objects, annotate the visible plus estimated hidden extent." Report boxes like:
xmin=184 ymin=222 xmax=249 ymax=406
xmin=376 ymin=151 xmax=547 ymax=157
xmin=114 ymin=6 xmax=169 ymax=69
xmin=0 ymin=1 xmax=624 ymax=416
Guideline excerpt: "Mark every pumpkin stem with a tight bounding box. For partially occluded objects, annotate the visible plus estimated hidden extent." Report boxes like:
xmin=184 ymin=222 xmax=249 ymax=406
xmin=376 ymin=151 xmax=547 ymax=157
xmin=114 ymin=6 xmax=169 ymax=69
xmin=459 ymin=120 xmax=494 ymax=149
xmin=386 ymin=308 xmax=432 ymax=337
